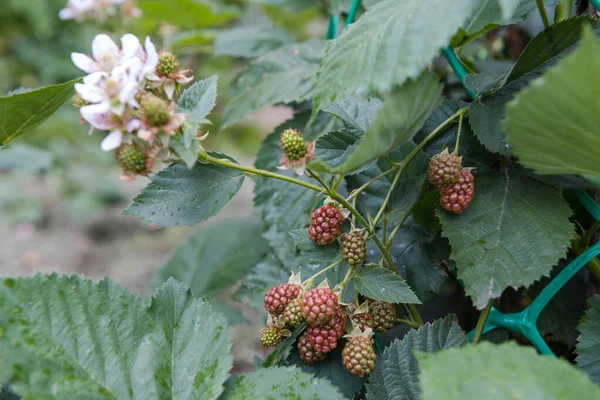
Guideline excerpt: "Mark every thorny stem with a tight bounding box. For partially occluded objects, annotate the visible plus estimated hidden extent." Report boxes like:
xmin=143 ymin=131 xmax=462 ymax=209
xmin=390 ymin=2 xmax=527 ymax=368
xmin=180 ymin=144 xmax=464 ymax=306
xmin=536 ymin=0 xmax=551 ymax=28
xmin=472 ymin=300 xmax=493 ymax=344
xmin=396 ymin=317 xmax=420 ymax=329
xmin=454 ymin=111 xmax=464 ymax=154
xmin=303 ymin=259 xmax=343 ymax=285
xmin=199 ymin=153 xmax=325 ymax=194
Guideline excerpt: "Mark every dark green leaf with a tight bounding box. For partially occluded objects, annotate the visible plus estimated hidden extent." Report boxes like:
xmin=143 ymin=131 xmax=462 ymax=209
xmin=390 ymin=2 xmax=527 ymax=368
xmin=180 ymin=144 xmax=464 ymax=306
xmin=0 ymin=79 xmax=77 ymax=145
xmin=153 ymin=217 xmax=268 ymax=297
xmin=576 ymin=295 xmax=600 ymax=384
xmin=233 ymin=255 xmax=290 ymax=311
xmin=262 ymin=325 xmax=304 ymax=367
xmin=438 ymin=169 xmax=574 ymax=309
xmin=288 ymin=228 xmax=340 ymax=265
xmin=214 ymin=25 xmax=294 ymax=58
xmin=365 ymin=315 xmax=466 ymax=400
xmin=124 ymin=152 xmax=244 ymax=227
xmin=354 ymin=265 xmax=421 ymax=304
xmin=178 ymin=75 xmax=218 ymax=124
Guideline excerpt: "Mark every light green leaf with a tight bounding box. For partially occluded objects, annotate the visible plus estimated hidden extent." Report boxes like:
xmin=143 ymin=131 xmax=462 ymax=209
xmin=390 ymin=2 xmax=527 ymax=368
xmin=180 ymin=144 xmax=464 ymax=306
xmin=313 ymin=0 xmax=477 ymax=109
xmin=0 ymin=79 xmax=77 ymax=145
xmin=222 ymin=366 xmax=345 ymax=399
xmin=178 ymin=75 xmax=218 ymax=124
xmin=170 ymin=128 xmax=202 ymax=169
xmin=418 ymin=342 xmax=600 ymax=400
xmin=153 ymin=217 xmax=268 ymax=297
xmin=438 ymin=169 xmax=574 ymax=309
xmin=308 ymin=96 xmax=383 ymax=174
xmin=576 ymin=295 xmax=600 ymax=384
xmin=365 ymin=315 xmax=466 ymax=400
xmin=325 ymin=73 xmax=442 ymax=175
xmin=124 ymin=152 xmax=244 ymax=227
xmin=214 ymin=25 xmax=294 ymax=58
xmin=0 ymin=275 xmax=232 ymax=399
xmin=222 ymin=40 xmax=323 ymax=127
xmin=353 ymin=265 xmax=420 ymax=304
xmin=505 ymin=27 xmax=600 ymax=177
xmin=137 ymin=0 xmax=237 ymax=29
xmin=171 ymin=30 xmax=216 ymax=54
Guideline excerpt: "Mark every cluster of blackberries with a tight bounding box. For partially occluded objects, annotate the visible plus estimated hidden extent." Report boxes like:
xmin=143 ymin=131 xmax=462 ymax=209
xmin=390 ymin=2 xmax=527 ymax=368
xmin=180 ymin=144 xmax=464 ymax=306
xmin=427 ymin=149 xmax=474 ymax=214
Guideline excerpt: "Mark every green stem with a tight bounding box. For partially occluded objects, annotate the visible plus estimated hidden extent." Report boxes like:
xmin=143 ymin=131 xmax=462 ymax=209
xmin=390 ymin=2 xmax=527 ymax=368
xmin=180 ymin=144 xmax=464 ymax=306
xmin=536 ymin=0 xmax=550 ymax=28
xmin=408 ymin=304 xmax=422 ymax=326
xmin=303 ymin=259 xmax=342 ymax=285
xmin=331 ymin=175 xmax=344 ymax=194
xmin=554 ymin=3 xmax=563 ymax=22
xmin=563 ymin=0 xmax=572 ymax=18
xmin=306 ymin=168 xmax=332 ymax=192
xmin=454 ymin=111 xmax=464 ymax=154
xmin=396 ymin=317 xmax=420 ymax=329
xmin=372 ymin=169 xmax=402 ymax=228
xmin=199 ymin=153 xmax=325 ymax=194
xmin=346 ymin=168 xmax=395 ymax=201
xmin=337 ymin=265 xmax=355 ymax=288
xmin=472 ymin=300 xmax=493 ymax=344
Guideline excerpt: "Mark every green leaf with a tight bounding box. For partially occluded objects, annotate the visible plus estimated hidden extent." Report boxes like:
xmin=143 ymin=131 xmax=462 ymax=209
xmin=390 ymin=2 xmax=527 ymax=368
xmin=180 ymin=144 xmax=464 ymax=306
xmin=324 ymin=73 xmax=442 ymax=175
xmin=124 ymin=152 xmax=244 ymax=227
xmin=576 ymin=295 xmax=600 ymax=384
xmin=178 ymin=75 xmax=218 ymax=124
xmin=288 ymin=228 xmax=340 ymax=265
xmin=0 ymin=79 xmax=77 ymax=145
xmin=137 ymin=0 xmax=237 ymax=29
xmin=221 ymin=40 xmax=323 ymax=127
xmin=469 ymin=17 xmax=598 ymax=157
xmin=233 ymin=255 xmax=290 ymax=311
xmin=418 ymin=342 xmax=600 ymax=400
xmin=153 ymin=217 xmax=268 ymax=297
xmin=505 ymin=26 xmax=600 ymax=177
xmin=365 ymin=315 xmax=466 ymax=400
xmin=353 ymin=265 xmax=420 ymax=304
xmin=170 ymin=128 xmax=202 ymax=169
xmin=438 ymin=169 xmax=574 ymax=309
xmin=214 ymin=25 xmax=294 ymax=58
xmin=0 ymin=275 xmax=232 ymax=399
xmin=222 ymin=366 xmax=345 ymax=399
xmin=0 ymin=144 xmax=53 ymax=172
xmin=313 ymin=0 xmax=478 ymax=109
xmin=309 ymin=96 xmax=383 ymax=174
xmin=262 ymin=325 xmax=304 ymax=367
xmin=209 ymin=300 xmax=249 ymax=325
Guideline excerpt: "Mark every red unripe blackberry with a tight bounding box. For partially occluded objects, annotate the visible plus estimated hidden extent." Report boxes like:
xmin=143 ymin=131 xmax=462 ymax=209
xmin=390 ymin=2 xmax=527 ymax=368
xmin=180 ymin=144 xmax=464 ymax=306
xmin=440 ymin=169 xmax=474 ymax=214
xmin=342 ymin=336 xmax=377 ymax=378
xmin=259 ymin=326 xmax=282 ymax=347
xmin=351 ymin=312 xmax=374 ymax=333
xmin=264 ymin=283 xmax=301 ymax=315
xmin=297 ymin=332 xmax=326 ymax=364
xmin=428 ymin=151 xmax=462 ymax=188
xmin=280 ymin=128 xmax=308 ymax=161
xmin=308 ymin=204 xmax=344 ymax=246
xmin=306 ymin=307 xmax=346 ymax=352
xmin=341 ymin=231 xmax=366 ymax=265
xmin=368 ymin=300 xmax=396 ymax=333
xmin=282 ymin=297 xmax=305 ymax=327
xmin=301 ymin=287 xmax=338 ymax=326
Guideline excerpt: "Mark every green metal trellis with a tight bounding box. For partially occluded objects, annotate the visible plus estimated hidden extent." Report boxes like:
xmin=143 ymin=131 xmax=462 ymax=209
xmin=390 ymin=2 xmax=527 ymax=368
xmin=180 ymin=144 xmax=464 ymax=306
xmin=328 ymin=0 xmax=600 ymax=357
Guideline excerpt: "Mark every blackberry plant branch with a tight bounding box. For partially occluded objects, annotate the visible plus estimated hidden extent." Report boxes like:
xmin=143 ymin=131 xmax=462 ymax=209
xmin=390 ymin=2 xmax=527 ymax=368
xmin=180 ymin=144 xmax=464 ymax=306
xmin=306 ymin=168 xmax=332 ymax=192
xmin=454 ymin=110 xmax=464 ymax=154
xmin=472 ymin=299 xmax=493 ymax=344
xmin=303 ymin=259 xmax=343 ymax=286
xmin=536 ymin=0 xmax=551 ymax=28
xmin=396 ymin=317 xmax=420 ymax=329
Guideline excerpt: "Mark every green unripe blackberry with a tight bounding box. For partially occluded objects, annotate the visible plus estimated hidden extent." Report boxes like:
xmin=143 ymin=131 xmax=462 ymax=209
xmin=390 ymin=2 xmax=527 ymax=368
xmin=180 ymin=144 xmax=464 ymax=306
xmin=156 ymin=50 xmax=180 ymax=77
xmin=341 ymin=231 xmax=366 ymax=265
xmin=141 ymin=95 xmax=170 ymax=127
xmin=280 ymin=128 xmax=307 ymax=161
xmin=428 ymin=150 xmax=462 ymax=188
xmin=342 ymin=336 xmax=376 ymax=378
xmin=259 ymin=326 xmax=282 ymax=347
xmin=368 ymin=299 xmax=396 ymax=333
xmin=282 ymin=297 xmax=305 ymax=327
xmin=115 ymin=143 xmax=148 ymax=175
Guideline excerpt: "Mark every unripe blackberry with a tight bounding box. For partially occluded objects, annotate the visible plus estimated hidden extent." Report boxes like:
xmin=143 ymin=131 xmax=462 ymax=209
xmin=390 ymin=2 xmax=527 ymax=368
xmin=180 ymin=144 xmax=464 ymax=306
xmin=156 ymin=50 xmax=180 ymax=77
xmin=351 ymin=312 xmax=374 ymax=333
xmin=282 ymin=297 xmax=304 ymax=327
xmin=341 ymin=231 xmax=366 ymax=265
xmin=259 ymin=326 xmax=282 ymax=347
xmin=280 ymin=128 xmax=308 ymax=161
xmin=368 ymin=300 xmax=396 ymax=333
xmin=342 ymin=336 xmax=377 ymax=378
xmin=297 ymin=332 xmax=326 ymax=365
xmin=115 ymin=143 xmax=149 ymax=175
xmin=306 ymin=308 xmax=346 ymax=352
xmin=301 ymin=287 xmax=338 ymax=326
xmin=264 ymin=283 xmax=301 ymax=315
xmin=308 ymin=204 xmax=344 ymax=246
xmin=440 ymin=169 xmax=474 ymax=214
xmin=428 ymin=151 xmax=462 ymax=188
xmin=141 ymin=95 xmax=170 ymax=127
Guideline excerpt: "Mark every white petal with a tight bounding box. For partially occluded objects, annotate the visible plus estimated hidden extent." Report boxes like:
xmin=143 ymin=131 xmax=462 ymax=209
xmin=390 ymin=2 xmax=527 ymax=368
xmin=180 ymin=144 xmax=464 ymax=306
xmin=82 ymin=71 xmax=108 ymax=86
xmin=118 ymin=82 xmax=139 ymax=105
xmin=75 ymin=83 xmax=104 ymax=103
xmin=59 ymin=8 xmax=76 ymax=20
xmin=144 ymin=37 xmax=159 ymax=68
xmin=145 ymin=72 xmax=161 ymax=82
xmin=137 ymin=128 xmax=154 ymax=141
xmin=92 ymin=34 xmax=120 ymax=63
xmin=164 ymin=81 xmax=175 ymax=99
xmin=71 ymin=53 xmax=97 ymax=73
xmin=126 ymin=119 xmax=141 ymax=132
xmin=80 ymin=103 xmax=113 ymax=130
xmin=121 ymin=34 xmax=142 ymax=60
xmin=101 ymin=131 xmax=123 ymax=151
